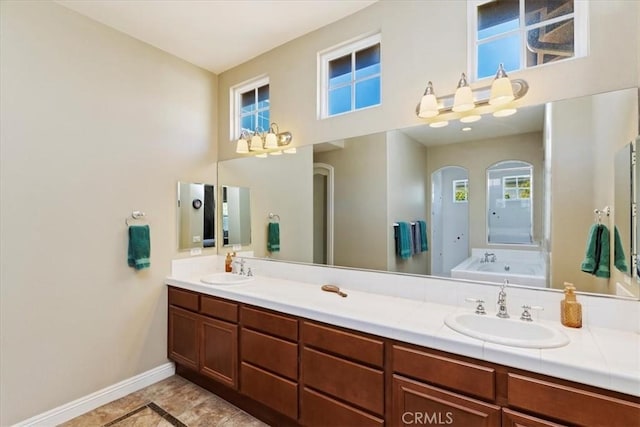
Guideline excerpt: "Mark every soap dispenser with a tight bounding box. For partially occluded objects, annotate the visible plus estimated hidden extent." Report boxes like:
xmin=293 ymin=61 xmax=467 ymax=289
xmin=225 ymin=253 xmax=233 ymax=273
xmin=561 ymin=282 xmax=582 ymax=328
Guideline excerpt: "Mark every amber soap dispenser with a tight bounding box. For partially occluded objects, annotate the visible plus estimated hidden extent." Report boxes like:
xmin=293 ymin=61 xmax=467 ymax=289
xmin=561 ymin=282 xmax=582 ymax=328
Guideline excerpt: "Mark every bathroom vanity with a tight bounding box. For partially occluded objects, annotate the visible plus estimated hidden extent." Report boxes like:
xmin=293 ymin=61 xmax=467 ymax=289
xmin=166 ymin=266 xmax=640 ymax=427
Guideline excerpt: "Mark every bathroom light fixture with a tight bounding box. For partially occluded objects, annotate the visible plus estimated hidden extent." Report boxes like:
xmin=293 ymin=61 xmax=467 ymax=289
xmin=235 ymin=122 xmax=293 ymax=156
xmin=452 ymin=73 xmax=475 ymax=112
xmin=489 ymin=63 xmax=515 ymax=106
xmin=415 ymin=64 xmax=528 ymax=127
xmin=418 ymin=81 xmax=440 ymax=118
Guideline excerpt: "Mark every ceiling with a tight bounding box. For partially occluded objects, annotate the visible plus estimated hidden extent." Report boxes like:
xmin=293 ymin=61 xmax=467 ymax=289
xmin=56 ymin=0 xmax=377 ymax=74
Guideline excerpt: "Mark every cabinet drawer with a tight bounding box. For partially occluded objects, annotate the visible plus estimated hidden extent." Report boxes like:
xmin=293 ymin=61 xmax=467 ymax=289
xmin=302 ymin=321 xmax=384 ymax=367
xmin=168 ymin=287 xmax=199 ymax=311
xmin=508 ymin=373 xmax=640 ymax=426
xmin=393 ymin=345 xmax=496 ymax=402
xmin=502 ymin=408 xmax=567 ymax=427
xmin=302 ymin=347 xmax=384 ymax=415
xmin=201 ymin=295 xmax=238 ymax=322
xmin=392 ymin=375 xmax=501 ymax=427
xmin=301 ymin=387 xmax=384 ymax=427
xmin=240 ymin=362 xmax=298 ymax=420
xmin=240 ymin=306 xmax=298 ymax=341
xmin=241 ymin=328 xmax=298 ymax=380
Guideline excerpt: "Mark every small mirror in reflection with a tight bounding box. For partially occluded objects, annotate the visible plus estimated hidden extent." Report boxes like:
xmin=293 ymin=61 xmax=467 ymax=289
xmin=177 ymin=182 xmax=215 ymax=250
xmin=222 ymin=185 xmax=251 ymax=247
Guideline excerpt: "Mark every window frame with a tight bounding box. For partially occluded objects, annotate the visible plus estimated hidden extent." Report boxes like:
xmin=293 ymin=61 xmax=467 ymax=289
xmin=467 ymin=0 xmax=589 ymax=81
xmin=229 ymin=75 xmax=270 ymax=140
xmin=502 ymin=174 xmax=532 ymax=201
xmin=317 ymin=32 xmax=382 ymax=119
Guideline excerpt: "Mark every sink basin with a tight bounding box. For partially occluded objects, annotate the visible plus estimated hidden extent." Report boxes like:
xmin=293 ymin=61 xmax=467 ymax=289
xmin=444 ymin=312 xmax=569 ymax=349
xmin=200 ymin=273 xmax=254 ymax=286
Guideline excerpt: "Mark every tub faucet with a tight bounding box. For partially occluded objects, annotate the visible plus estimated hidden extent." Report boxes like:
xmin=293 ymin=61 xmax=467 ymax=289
xmin=482 ymin=252 xmax=497 ymax=263
xmin=496 ymin=280 xmax=509 ymax=318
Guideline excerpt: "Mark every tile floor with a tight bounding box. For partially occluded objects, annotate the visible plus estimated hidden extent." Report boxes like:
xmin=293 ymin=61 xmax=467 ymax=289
xmin=60 ymin=375 xmax=269 ymax=427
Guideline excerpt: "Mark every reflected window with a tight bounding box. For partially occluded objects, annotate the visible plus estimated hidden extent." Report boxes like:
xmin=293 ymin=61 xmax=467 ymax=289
xmin=231 ymin=76 xmax=269 ymax=139
xmin=487 ymin=161 xmax=533 ymax=244
xmin=470 ymin=0 xmax=587 ymax=80
xmin=453 ymin=179 xmax=469 ymax=203
xmin=319 ymin=33 xmax=381 ymax=118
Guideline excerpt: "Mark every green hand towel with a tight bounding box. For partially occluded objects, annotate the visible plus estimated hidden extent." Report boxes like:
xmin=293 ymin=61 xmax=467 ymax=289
xmin=128 ymin=225 xmax=150 ymax=270
xmin=595 ymin=225 xmax=610 ymax=278
xmin=396 ymin=222 xmax=412 ymax=260
xmin=580 ymin=224 xmax=600 ymax=274
xmin=267 ymin=222 xmax=280 ymax=252
xmin=418 ymin=220 xmax=428 ymax=252
xmin=614 ymin=226 xmax=629 ymax=273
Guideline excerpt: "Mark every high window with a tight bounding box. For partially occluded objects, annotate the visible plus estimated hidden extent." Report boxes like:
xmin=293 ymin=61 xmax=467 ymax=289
xmin=230 ymin=76 xmax=269 ymax=139
xmin=453 ymin=179 xmax=469 ymax=203
xmin=318 ymin=33 xmax=381 ymax=118
xmin=469 ymin=0 xmax=587 ymax=80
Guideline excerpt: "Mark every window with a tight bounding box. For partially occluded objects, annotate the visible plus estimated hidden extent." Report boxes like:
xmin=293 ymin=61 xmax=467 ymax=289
xmin=503 ymin=175 xmax=531 ymax=200
xmin=230 ymin=76 xmax=269 ymax=139
xmin=318 ymin=33 xmax=381 ymax=118
xmin=469 ymin=0 xmax=587 ymax=80
xmin=453 ymin=179 xmax=469 ymax=203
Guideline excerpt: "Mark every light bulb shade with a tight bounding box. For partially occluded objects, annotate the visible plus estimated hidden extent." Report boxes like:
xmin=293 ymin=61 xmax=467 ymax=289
xmin=452 ymin=74 xmax=474 ymax=112
xmin=418 ymin=81 xmax=439 ymax=118
xmin=489 ymin=63 xmax=515 ymax=105
xmin=493 ymin=108 xmax=517 ymax=117
xmin=250 ymin=134 xmax=263 ymax=150
xmin=236 ymin=138 xmax=249 ymax=154
xmin=460 ymin=114 xmax=481 ymax=123
xmin=429 ymin=120 xmax=449 ymax=128
xmin=265 ymin=132 xmax=278 ymax=149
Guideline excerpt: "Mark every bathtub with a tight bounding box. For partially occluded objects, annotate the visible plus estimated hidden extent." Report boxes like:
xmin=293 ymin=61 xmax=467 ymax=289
xmin=451 ymin=249 xmax=547 ymax=287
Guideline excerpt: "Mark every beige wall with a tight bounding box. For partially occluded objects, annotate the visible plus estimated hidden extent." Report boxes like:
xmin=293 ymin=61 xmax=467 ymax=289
xmin=315 ymin=134 xmax=388 ymax=271
xmin=386 ymin=130 xmax=429 ymax=274
xmin=0 ymin=1 xmax=217 ymax=424
xmin=550 ymin=88 xmax=639 ymax=294
xmin=217 ymin=147 xmax=314 ymax=263
xmin=426 ymin=133 xmax=544 ymax=252
xmin=217 ymin=1 xmax=639 ymax=161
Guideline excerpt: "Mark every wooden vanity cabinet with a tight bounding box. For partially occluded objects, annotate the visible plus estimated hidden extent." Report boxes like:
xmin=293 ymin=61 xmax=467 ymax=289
xmin=300 ymin=321 xmax=385 ymax=426
xmin=168 ymin=288 xmax=239 ymax=390
xmin=239 ymin=306 xmax=299 ymax=421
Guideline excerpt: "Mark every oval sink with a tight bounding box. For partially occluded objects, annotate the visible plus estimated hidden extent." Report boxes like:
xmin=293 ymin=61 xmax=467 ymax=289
xmin=444 ymin=312 xmax=569 ymax=349
xmin=200 ymin=273 xmax=254 ymax=286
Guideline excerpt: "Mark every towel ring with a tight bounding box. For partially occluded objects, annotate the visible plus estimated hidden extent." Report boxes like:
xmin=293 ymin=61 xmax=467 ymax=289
xmin=126 ymin=211 xmax=146 ymax=226
xmin=268 ymin=213 xmax=280 ymax=223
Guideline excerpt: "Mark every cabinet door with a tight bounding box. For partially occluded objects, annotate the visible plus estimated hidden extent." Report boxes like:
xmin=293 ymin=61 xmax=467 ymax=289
xmin=502 ymin=408 xmax=567 ymax=427
xmin=200 ymin=317 xmax=238 ymax=389
xmin=392 ymin=375 xmax=501 ymax=427
xmin=168 ymin=306 xmax=199 ymax=370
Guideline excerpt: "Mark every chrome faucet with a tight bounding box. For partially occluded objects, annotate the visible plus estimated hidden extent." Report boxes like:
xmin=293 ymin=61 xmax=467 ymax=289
xmin=482 ymin=252 xmax=497 ymax=263
xmin=496 ymin=279 xmax=509 ymax=318
xmin=233 ymin=258 xmax=246 ymax=276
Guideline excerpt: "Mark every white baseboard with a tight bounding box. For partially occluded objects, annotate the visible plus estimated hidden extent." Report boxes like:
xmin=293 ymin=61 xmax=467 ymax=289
xmin=13 ymin=362 xmax=175 ymax=427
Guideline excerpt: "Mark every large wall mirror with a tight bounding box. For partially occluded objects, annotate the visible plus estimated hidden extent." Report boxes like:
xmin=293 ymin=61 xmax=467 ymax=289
xmin=218 ymin=87 xmax=639 ymax=299
xmin=177 ymin=182 xmax=215 ymax=250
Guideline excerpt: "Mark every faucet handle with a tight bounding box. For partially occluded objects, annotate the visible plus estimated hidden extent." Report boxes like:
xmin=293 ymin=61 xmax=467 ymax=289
xmin=465 ymin=298 xmax=486 ymax=315
xmin=520 ymin=305 xmax=544 ymax=322
xmin=247 ymin=267 xmax=253 ymax=277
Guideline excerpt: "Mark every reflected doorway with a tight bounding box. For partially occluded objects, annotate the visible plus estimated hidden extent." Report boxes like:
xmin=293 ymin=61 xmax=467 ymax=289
xmin=431 ymin=166 xmax=470 ymax=277
xmin=313 ymin=163 xmax=334 ymax=265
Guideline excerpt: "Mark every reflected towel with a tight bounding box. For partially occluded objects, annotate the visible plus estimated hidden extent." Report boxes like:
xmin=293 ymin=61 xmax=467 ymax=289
xmin=128 ymin=225 xmax=150 ymax=270
xmin=580 ymin=224 xmax=601 ymax=274
xmin=267 ymin=222 xmax=280 ymax=252
xmin=396 ymin=222 xmax=412 ymax=260
xmin=412 ymin=223 xmax=420 ymax=254
xmin=595 ymin=225 xmax=610 ymax=278
xmin=417 ymin=220 xmax=428 ymax=252
xmin=614 ymin=226 xmax=628 ymax=273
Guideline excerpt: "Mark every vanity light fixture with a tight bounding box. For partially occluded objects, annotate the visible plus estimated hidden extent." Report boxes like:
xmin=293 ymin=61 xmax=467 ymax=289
xmin=415 ymin=64 xmax=528 ymax=127
xmin=235 ymin=122 xmax=294 ymax=156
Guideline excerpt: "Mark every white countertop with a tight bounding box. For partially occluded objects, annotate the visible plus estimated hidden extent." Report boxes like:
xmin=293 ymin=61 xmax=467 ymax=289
xmin=166 ymin=271 xmax=640 ymax=397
